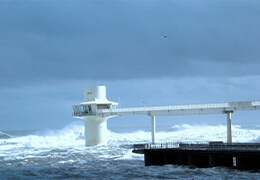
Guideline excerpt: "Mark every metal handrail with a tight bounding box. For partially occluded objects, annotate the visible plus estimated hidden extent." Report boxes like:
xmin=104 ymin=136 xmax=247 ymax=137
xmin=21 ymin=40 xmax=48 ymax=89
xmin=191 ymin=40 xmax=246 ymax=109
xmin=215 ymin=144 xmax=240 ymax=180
xmin=133 ymin=142 xmax=260 ymax=151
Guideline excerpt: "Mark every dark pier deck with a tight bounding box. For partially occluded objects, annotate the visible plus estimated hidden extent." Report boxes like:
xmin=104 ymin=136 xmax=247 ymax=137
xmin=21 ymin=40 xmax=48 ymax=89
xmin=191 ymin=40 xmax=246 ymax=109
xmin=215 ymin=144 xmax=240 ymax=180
xmin=132 ymin=142 xmax=260 ymax=169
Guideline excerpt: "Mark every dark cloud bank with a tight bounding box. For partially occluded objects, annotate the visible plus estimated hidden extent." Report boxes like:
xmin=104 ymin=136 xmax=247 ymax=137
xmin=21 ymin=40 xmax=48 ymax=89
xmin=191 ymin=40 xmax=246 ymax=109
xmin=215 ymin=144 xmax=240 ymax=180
xmin=0 ymin=1 xmax=260 ymax=88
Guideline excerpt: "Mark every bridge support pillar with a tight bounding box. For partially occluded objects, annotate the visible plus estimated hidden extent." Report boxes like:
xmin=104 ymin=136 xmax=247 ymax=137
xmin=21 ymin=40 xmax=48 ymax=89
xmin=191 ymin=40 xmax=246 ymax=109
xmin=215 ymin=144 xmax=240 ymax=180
xmin=226 ymin=111 xmax=232 ymax=143
xmin=151 ymin=116 xmax=156 ymax=144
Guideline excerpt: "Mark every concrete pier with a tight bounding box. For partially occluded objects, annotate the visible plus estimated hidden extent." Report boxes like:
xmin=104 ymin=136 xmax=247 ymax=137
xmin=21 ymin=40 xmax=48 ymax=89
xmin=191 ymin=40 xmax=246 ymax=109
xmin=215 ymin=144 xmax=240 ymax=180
xmin=236 ymin=157 xmax=260 ymax=169
xmin=209 ymin=155 xmax=233 ymax=167
xmin=188 ymin=154 xmax=209 ymax=167
xmin=176 ymin=153 xmax=188 ymax=165
xmin=133 ymin=142 xmax=260 ymax=169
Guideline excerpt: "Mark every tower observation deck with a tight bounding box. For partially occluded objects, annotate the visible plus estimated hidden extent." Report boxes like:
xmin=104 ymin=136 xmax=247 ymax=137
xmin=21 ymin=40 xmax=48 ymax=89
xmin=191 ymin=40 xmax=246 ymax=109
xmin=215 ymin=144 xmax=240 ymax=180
xmin=73 ymin=86 xmax=260 ymax=146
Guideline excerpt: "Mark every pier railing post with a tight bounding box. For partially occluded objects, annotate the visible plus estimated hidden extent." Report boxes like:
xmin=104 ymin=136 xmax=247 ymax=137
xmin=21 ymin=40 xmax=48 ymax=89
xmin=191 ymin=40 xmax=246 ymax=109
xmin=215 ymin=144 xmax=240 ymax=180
xmin=151 ymin=116 xmax=156 ymax=144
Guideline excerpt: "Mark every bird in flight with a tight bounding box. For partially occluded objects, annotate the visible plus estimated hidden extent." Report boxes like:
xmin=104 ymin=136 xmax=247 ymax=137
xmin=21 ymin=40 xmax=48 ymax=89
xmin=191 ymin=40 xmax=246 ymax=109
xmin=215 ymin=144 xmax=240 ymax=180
xmin=161 ymin=32 xmax=169 ymax=39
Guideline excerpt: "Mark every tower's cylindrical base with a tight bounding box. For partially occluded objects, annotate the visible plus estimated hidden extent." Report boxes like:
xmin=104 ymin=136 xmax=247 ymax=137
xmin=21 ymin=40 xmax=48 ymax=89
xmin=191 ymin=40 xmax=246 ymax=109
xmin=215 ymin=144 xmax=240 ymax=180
xmin=84 ymin=116 xmax=109 ymax=146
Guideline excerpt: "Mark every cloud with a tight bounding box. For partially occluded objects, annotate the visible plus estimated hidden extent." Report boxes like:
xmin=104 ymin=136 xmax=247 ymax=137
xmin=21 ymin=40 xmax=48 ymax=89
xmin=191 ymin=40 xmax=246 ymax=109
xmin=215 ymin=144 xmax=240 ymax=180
xmin=0 ymin=1 xmax=259 ymax=89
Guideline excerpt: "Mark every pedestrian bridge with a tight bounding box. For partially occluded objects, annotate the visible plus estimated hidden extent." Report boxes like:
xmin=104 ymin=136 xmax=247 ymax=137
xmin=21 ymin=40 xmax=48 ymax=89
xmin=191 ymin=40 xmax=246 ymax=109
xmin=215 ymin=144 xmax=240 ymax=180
xmin=97 ymin=101 xmax=259 ymax=116
xmin=72 ymin=86 xmax=260 ymax=146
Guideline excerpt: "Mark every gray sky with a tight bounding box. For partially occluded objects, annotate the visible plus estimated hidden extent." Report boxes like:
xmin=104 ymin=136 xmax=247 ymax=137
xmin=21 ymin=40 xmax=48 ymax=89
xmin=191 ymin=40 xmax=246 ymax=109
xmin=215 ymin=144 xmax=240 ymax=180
xmin=0 ymin=1 xmax=259 ymax=131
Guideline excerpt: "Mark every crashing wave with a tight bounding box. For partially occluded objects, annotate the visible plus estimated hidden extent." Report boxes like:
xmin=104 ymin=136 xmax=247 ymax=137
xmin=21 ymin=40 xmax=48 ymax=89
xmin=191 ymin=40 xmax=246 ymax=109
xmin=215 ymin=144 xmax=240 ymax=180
xmin=0 ymin=131 xmax=12 ymax=139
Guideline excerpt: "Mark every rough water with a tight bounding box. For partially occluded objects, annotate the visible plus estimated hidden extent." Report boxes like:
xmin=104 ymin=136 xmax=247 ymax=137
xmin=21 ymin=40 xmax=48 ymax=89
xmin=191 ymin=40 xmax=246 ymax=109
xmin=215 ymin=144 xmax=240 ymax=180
xmin=1 ymin=122 xmax=260 ymax=179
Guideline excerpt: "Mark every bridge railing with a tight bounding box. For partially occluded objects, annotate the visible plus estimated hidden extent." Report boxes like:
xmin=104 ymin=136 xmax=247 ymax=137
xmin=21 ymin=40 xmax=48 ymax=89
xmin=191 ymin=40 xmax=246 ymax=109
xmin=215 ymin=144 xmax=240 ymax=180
xmin=133 ymin=142 xmax=180 ymax=150
xmin=133 ymin=142 xmax=260 ymax=151
xmin=106 ymin=103 xmax=229 ymax=111
xmin=97 ymin=101 xmax=260 ymax=116
xmin=99 ymin=103 xmax=229 ymax=114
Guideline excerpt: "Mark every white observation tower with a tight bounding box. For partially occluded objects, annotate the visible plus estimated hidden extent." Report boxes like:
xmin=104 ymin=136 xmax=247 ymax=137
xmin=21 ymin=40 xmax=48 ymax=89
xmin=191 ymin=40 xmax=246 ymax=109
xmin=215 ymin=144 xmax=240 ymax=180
xmin=73 ymin=86 xmax=118 ymax=146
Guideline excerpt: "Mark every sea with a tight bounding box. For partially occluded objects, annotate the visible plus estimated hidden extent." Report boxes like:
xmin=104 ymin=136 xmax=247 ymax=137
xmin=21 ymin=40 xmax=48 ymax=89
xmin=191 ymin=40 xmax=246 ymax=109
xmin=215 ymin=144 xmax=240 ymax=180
xmin=1 ymin=121 xmax=260 ymax=179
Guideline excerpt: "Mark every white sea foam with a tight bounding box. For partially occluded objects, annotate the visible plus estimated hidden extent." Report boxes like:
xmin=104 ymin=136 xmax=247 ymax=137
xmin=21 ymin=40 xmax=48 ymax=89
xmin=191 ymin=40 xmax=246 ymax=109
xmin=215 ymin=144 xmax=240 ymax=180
xmin=1 ymin=122 xmax=260 ymax=161
xmin=1 ymin=122 xmax=85 ymax=149
xmin=110 ymin=124 xmax=260 ymax=144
